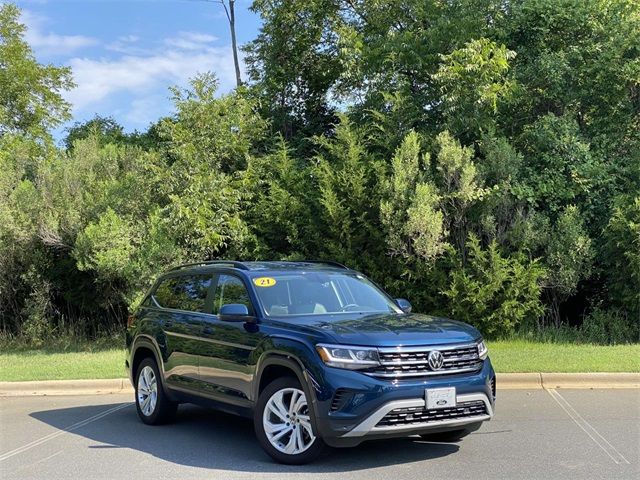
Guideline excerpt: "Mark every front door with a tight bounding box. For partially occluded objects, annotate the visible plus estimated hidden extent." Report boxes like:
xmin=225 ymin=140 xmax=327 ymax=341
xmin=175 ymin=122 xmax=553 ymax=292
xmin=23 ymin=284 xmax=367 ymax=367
xmin=198 ymin=273 xmax=264 ymax=406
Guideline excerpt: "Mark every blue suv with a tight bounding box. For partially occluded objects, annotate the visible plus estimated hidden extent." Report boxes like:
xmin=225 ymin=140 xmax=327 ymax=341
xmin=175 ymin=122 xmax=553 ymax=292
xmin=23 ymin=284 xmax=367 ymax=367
xmin=125 ymin=261 xmax=496 ymax=464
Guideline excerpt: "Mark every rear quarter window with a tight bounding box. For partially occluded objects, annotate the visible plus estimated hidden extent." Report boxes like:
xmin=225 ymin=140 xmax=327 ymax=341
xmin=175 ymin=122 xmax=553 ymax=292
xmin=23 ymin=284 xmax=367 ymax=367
xmin=153 ymin=274 xmax=212 ymax=313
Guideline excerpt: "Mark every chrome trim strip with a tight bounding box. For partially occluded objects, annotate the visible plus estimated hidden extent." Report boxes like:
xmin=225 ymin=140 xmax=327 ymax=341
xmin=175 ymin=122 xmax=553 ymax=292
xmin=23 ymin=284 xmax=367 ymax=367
xmin=165 ymin=331 xmax=255 ymax=351
xmin=444 ymin=354 xmax=480 ymax=362
xmin=365 ymin=365 xmax=482 ymax=378
xmin=342 ymin=393 xmax=493 ymax=438
xmin=379 ymin=355 xmax=479 ymax=366
xmin=377 ymin=343 xmax=478 ymax=353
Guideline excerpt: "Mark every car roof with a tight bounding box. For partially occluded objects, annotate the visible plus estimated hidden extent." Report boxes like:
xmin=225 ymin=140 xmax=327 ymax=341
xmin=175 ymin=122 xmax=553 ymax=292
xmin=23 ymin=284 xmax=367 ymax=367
xmin=165 ymin=260 xmax=352 ymax=276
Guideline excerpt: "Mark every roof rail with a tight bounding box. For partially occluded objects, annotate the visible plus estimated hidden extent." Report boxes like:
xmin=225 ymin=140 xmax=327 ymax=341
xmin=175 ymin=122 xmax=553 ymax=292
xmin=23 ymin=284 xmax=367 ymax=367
xmin=302 ymin=260 xmax=349 ymax=269
xmin=168 ymin=260 xmax=250 ymax=271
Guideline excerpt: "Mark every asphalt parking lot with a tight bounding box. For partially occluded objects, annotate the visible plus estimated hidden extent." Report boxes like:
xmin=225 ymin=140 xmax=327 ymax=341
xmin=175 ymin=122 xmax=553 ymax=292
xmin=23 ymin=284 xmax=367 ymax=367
xmin=1 ymin=389 xmax=638 ymax=480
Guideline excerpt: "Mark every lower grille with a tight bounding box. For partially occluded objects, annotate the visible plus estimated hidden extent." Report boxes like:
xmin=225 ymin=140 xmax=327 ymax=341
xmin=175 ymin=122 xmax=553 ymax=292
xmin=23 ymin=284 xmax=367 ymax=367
xmin=330 ymin=388 xmax=351 ymax=412
xmin=376 ymin=400 xmax=487 ymax=428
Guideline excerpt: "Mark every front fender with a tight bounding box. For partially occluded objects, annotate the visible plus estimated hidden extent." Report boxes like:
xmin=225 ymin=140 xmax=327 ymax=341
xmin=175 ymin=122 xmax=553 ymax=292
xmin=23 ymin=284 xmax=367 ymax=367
xmin=253 ymin=337 xmax=327 ymax=436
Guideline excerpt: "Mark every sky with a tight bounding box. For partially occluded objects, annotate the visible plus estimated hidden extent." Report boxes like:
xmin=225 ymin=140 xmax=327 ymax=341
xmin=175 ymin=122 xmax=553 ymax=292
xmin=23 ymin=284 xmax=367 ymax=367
xmin=14 ymin=0 xmax=261 ymax=139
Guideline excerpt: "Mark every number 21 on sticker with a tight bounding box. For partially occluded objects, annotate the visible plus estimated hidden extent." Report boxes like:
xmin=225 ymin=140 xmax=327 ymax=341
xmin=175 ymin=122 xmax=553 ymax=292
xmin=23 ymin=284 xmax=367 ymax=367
xmin=253 ymin=277 xmax=277 ymax=287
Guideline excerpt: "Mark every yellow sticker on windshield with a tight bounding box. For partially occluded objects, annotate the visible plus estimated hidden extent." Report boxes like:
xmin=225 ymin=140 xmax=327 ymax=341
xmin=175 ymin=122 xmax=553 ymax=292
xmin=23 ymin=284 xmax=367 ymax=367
xmin=253 ymin=277 xmax=277 ymax=287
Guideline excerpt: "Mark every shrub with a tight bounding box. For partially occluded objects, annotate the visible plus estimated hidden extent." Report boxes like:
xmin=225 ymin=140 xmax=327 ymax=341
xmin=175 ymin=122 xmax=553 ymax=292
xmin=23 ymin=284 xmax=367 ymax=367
xmin=444 ymin=235 xmax=545 ymax=338
xmin=582 ymin=308 xmax=639 ymax=345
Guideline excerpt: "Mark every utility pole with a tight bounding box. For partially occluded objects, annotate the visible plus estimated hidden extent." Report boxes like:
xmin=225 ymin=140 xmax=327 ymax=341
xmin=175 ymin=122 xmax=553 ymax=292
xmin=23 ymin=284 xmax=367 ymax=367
xmin=191 ymin=0 xmax=243 ymax=87
xmin=219 ymin=0 xmax=242 ymax=87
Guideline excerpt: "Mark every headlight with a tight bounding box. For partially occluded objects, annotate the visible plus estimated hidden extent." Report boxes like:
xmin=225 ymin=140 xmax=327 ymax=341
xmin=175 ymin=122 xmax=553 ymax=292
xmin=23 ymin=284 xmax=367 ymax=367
xmin=316 ymin=344 xmax=380 ymax=370
xmin=477 ymin=340 xmax=488 ymax=360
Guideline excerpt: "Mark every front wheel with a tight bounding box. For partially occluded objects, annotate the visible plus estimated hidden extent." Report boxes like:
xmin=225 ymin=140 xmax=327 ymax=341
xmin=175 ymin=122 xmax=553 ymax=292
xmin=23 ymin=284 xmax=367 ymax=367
xmin=254 ymin=377 xmax=326 ymax=464
xmin=135 ymin=357 xmax=177 ymax=425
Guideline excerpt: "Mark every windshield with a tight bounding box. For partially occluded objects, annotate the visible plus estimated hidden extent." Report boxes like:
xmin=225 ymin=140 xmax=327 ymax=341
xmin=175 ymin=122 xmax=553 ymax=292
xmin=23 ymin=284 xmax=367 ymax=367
xmin=251 ymin=272 xmax=402 ymax=317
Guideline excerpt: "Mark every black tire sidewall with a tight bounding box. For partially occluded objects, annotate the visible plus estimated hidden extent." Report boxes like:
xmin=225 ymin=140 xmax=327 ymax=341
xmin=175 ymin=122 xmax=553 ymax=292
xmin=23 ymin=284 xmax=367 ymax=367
xmin=254 ymin=376 xmax=326 ymax=464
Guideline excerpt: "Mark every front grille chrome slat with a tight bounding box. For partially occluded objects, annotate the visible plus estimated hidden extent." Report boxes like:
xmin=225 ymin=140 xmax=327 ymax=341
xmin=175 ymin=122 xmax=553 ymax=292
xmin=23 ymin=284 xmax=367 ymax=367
xmin=368 ymin=343 xmax=482 ymax=378
xmin=376 ymin=400 xmax=487 ymax=428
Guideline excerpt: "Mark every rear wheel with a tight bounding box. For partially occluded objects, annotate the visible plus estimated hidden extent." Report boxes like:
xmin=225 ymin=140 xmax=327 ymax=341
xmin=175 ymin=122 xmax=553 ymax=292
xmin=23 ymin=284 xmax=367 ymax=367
xmin=254 ymin=377 xmax=326 ymax=464
xmin=135 ymin=357 xmax=177 ymax=425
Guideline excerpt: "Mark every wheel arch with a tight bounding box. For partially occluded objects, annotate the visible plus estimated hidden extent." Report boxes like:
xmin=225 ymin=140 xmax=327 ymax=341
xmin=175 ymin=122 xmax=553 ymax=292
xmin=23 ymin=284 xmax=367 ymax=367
xmin=254 ymin=354 xmax=308 ymax=401
xmin=130 ymin=335 xmax=177 ymax=400
xmin=253 ymin=352 xmax=323 ymax=440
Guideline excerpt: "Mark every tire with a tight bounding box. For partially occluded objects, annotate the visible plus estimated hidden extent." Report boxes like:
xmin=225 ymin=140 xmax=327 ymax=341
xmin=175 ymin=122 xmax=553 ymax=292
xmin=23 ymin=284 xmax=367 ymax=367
xmin=134 ymin=357 xmax=177 ymax=425
xmin=254 ymin=376 xmax=326 ymax=464
xmin=419 ymin=427 xmax=475 ymax=442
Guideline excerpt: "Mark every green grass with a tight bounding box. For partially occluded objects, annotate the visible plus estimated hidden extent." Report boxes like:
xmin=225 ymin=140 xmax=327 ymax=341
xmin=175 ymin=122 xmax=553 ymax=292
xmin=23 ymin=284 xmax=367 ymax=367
xmin=0 ymin=341 xmax=638 ymax=382
xmin=0 ymin=349 xmax=126 ymax=382
xmin=487 ymin=340 xmax=640 ymax=373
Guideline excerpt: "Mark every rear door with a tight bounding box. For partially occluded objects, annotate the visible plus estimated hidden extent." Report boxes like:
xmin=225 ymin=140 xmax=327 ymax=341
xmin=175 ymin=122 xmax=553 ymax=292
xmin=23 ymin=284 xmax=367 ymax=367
xmin=197 ymin=273 xmax=264 ymax=406
xmin=151 ymin=273 xmax=214 ymax=390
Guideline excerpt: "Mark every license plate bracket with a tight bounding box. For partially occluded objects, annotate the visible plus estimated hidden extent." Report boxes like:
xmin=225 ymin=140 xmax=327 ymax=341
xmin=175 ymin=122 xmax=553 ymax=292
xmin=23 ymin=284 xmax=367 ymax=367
xmin=425 ymin=387 xmax=457 ymax=409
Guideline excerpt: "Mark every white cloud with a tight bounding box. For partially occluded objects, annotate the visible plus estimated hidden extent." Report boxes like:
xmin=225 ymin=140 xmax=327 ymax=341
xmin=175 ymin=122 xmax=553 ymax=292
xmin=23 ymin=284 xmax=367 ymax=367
xmin=66 ymin=42 xmax=240 ymax=114
xmin=18 ymin=9 xmax=241 ymax=128
xmin=21 ymin=10 xmax=98 ymax=55
xmin=164 ymin=31 xmax=219 ymax=51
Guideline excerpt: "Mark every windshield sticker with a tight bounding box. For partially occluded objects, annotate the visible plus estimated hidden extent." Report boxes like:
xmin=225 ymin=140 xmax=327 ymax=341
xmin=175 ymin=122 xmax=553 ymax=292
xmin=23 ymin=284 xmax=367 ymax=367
xmin=253 ymin=277 xmax=277 ymax=287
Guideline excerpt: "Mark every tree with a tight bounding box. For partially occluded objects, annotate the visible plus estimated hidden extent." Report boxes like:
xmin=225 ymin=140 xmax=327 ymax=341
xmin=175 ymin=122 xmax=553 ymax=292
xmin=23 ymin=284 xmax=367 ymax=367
xmin=160 ymin=73 xmax=266 ymax=173
xmin=64 ymin=116 xmax=125 ymax=150
xmin=432 ymin=131 xmax=487 ymax=258
xmin=0 ymin=3 xmax=74 ymax=140
xmin=444 ymin=234 xmax=545 ymax=337
xmin=543 ymin=206 xmax=594 ymax=327
xmin=601 ymin=196 xmax=640 ymax=321
xmin=380 ymin=131 xmax=447 ymax=263
xmin=244 ymin=0 xmax=342 ymax=141
xmin=433 ymin=38 xmax=516 ymax=140
xmin=311 ymin=116 xmax=386 ymax=271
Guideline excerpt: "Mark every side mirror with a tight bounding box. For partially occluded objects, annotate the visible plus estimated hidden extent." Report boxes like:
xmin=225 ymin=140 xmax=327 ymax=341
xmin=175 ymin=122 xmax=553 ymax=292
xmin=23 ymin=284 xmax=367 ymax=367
xmin=395 ymin=298 xmax=412 ymax=314
xmin=219 ymin=303 xmax=254 ymax=322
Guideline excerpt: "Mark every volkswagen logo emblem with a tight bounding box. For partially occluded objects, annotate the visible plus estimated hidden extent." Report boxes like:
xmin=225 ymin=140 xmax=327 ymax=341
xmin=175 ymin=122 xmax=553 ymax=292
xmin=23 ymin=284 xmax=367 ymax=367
xmin=428 ymin=350 xmax=444 ymax=370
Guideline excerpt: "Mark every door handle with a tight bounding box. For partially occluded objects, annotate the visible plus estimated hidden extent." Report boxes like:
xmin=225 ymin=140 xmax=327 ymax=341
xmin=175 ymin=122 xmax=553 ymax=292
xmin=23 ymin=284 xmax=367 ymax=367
xmin=203 ymin=327 xmax=214 ymax=335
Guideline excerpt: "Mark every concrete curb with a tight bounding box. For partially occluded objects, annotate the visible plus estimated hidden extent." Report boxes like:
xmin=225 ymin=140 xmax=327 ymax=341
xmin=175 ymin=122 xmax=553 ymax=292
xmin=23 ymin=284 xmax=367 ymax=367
xmin=1 ymin=373 xmax=639 ymax=396
xmin=0 ymin=378 xmax=134 ymax=397
xmin=497 ymin=373 xmax=542 ymax=389
xmin=498 ymin=372 xmax=640 ymax=389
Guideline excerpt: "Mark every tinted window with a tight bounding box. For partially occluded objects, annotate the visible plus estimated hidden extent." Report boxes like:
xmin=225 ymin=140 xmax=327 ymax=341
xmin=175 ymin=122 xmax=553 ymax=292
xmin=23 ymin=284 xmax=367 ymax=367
xmin=213 ymin=275 xmax=253 ymax=314
xmin=153 ymin=275 xmax=212 ymax=312
xmin=252 ymin=272 xmax=401 ymax=316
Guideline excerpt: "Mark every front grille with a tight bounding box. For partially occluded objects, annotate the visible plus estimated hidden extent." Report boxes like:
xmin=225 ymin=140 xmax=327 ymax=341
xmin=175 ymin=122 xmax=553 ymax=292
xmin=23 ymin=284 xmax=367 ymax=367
xmin=376 ymin=400 xmax=487 ymax=428
xmin=369 ymin=344 xmax=482 ymax=378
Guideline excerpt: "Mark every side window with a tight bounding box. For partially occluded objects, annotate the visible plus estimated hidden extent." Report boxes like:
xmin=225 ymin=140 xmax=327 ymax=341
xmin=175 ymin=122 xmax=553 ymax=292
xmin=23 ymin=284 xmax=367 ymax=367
xmin=213 ymin=275 xmax=253 ymax=314
xmin=153 ymin=275 xmax=212 ymax=313
xmin=141 ymin=295 xmax=155 ymax=308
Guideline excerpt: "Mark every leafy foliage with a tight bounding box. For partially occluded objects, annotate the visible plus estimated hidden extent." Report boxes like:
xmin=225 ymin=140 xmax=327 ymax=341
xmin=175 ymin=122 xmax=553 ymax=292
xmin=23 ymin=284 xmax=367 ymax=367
xmin=0 ymin=4 xmax=73 ymax=139
xmin=444 ymin=235 xmax=545 ymax=337
xmin=1 ymin=1 xmax=639 ymax=344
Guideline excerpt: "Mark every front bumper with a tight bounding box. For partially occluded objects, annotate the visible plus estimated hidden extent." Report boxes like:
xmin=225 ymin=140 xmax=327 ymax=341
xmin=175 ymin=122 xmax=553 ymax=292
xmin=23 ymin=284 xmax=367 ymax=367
xmin=342 ymin=391 xmax=492 ymax=438
xmin=309 ymin=358 xmax=496 ymax=447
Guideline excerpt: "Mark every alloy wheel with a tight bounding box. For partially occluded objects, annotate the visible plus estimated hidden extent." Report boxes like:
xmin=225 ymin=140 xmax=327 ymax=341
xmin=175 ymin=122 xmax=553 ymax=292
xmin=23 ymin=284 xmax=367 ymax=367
xmin=137 ymin=365 xmax=158 ymax=416
xmin=262 ymin=387 xmax=316 ymax=454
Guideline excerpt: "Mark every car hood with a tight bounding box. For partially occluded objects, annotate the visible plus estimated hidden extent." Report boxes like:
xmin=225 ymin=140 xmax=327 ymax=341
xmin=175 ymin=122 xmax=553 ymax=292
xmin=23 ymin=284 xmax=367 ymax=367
xmin=296 ymin=312 xmax=481 ymax=347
